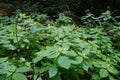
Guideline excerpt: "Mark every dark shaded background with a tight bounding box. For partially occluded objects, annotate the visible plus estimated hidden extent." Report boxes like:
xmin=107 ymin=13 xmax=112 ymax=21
xmin=0 ymin=0 xmax=120 ymax=17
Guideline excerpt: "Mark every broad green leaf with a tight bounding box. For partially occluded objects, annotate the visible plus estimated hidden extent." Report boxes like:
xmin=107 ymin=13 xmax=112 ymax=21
xmin=84 ymin=60 xmax=93 ymax=68
xmin=12 ymin=73 xmax=27 ymax=80
xmin=71 ymin=57 xmax=83 ymax=64
xmin=79 ymin=41 xmax=87 ymax=48
xmin=20 ymin=44 xmax=25 ymax=48
xmin=0 ymin=57 xmax=8 ymax=63
xmin=82 ymin=48 xmax=90 ymax=55
xmin=33 ymin=74 xmax=38 ymax=80
xmin=92 ymin=74 xmax=100 ymax=80
xmin=51 ymin=75 xmax=62 ymax=80
xmin=82 ymin=63 xmax=89 ymax=71
xmin=33 ymin=55 xmax=43 ymax=63
xmin=34 ymin=74 xmax=38 ymax=80
xmin=99 ymin=69 xmax=109 ymax=78
xmin=59 ymin=34 xmax=64 ymax=38
xmin=107 ymin=66 xmax=119 ymax=74
xmin=0 ymin=40 xmax=10 ymax=44
xmin=33 ymin=51 xmax=51 ymax=63
xmin=46 ymin=46 xmax=58 ymax=52
xmin=20 ymin=58 xmax=26 ymax=62
xmin=23 ymin=39 xmax=30 ymax=43
xmin=93 ymin=60 xmax=108 ymax=68
xmin=57 ymin=56 xmax=71 ymax=69
xmin=9 ymin=65 xmax=16 ymax=72
xmin=30 ymin=26 xmax=37 ymax=33
xmin=16 ymin=66 xmax=30 ymax=73
xmin=2 ymin=44 xmax=16 ymax=50
xmin=0 ymin=63 xmax=9 ymax=74
xmin=75 ymin=57 xmax=83 ymax=64
xmin=62 ymin=43 xmax=70 ymax=50
xmin=47 ymin=52 xmax=60 ymax=59
xmin=39 ymin=66 xmax=50 ymax=74
xmin=0 ymin=69 xmax=7 ymax=74
xmin=62 ymin=50 xmax=77 ymax=57
xmin=49 ymin=66 xmax=58 ymax=78
xmin=109 ymin=75 xmax=115 ymax=80
xmin=37 ymin=77 xmax=42 ymax=80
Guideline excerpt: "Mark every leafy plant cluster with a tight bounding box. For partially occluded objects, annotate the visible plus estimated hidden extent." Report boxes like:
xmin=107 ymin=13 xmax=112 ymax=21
xmin=0 ymin=11 xmax=120 ymax=80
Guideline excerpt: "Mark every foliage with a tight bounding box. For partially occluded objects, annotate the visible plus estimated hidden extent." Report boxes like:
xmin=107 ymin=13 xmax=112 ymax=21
xmin=0 ymin=11 xmax=120 ymax=80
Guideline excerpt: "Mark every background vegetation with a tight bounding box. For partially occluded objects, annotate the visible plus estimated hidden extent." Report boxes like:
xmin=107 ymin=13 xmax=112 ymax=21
xmin=0 ymin=0 xmax=120 ymax=80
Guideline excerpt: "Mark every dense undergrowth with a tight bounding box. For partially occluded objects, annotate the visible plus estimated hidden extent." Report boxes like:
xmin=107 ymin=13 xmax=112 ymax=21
xmin=0 ymin=11 xmax=120 ymax=80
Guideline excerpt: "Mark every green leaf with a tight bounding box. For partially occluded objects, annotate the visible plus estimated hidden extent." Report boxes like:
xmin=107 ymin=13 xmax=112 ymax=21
xmin=92 ymin=74 xmax=100 ymax=80
xmin=33 ymin=74 xmax=37 ymax=80
xmin=62 ymin=50 xmax=77 ymax=57
xmin=93 ymin=60 xmax=108 ymax=68
xmin=2 ymin=44 xmax=16 ymax=50
xmin=82 ymin=48 xmax=90 ymax=55
xmin=0 ymin=40 xmax=10 ymax=44
xmin=0 ymin=57 xmax=8 ymax=63
xmin=82 ymin=63 xmax=89 ymax=71
xmin=0 ymin=63 xmax=9 ymax=74
xmin=23 ymin=39 xmax=30 ymax=43
xmin=33 ymin=55 xmax=43 ymax=63
xmin=57 ymin=56 xmax=71 ymax=69
xmin=75 ymin=57 xmax=83 ymax=64
xmin=9 ymin=65 xmax=16 ymax=72
xmin=16 ymin=66 xmax=30 ymax=73
xmin=99 ymin=69 xmax=109 ymax=78
xmin=107 ymin=66 xmax=119 ymax=74
xmin=79 ymin=42 xmax=86 ymax=48
xmin=47 ymin=52 xmax=60 ymax=59
xmin=59 ymin=34 xmax=64 ymax=38
xmin=51 ymin=75 xmax=62 ymax=80
xmin=12 ymin=73 xmax=27 ymax=80
xmin=37 ymin=77 xmax=42 ymax=80
xmin=71 ymin=57 xmax=83 ymax=65
xmin=33 ymin=51 xmax=51 ymax=63
xmin=49 ymin=66 xmax=58 ymax=78
xmin=109 ymin=75 xmax=115 ymax=80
